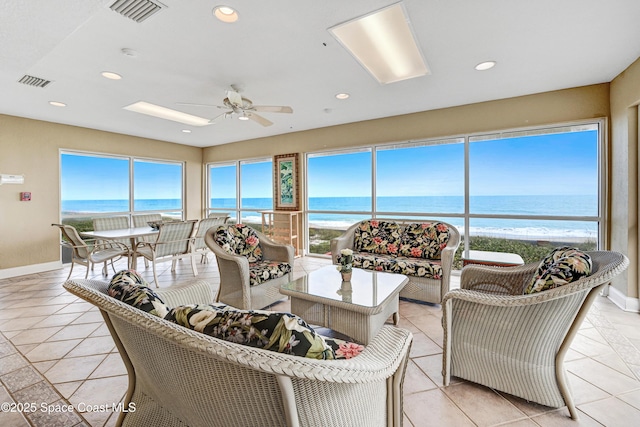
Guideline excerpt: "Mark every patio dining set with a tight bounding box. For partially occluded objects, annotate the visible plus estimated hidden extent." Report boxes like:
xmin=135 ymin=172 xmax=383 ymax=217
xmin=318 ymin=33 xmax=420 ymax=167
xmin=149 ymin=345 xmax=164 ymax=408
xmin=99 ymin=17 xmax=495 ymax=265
xmin=52 ymin=213 xmax=230 ymax=285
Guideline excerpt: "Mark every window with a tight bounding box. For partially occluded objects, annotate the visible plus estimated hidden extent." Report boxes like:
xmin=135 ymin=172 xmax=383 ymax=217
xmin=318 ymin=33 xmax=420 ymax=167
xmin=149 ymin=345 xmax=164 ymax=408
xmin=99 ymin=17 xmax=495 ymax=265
xmin=306 ymin=121 xmax=604 ymax=264
xmin=207 ymin=158 xmax=273 ymax=226
xmin=60 ymin=152 xmax=184 ymax=230
xmin=134 ymin=159 xmax=183 ymax=217
xmin=376 ymin=139 xmax=464 ymax=214
xmin=307 ymin=149 xmax=372 ymax=254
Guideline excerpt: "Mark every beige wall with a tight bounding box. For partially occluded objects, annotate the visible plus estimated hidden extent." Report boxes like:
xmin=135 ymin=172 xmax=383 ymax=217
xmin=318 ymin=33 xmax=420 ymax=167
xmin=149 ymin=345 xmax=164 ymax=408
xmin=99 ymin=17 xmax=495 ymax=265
xmin=0 ymin=115 xmax=202 ymax=273
xmin=204 ymin=84 xmax=610 ymax=162
xmin=610 ymin=56 xmax=640 ymax=300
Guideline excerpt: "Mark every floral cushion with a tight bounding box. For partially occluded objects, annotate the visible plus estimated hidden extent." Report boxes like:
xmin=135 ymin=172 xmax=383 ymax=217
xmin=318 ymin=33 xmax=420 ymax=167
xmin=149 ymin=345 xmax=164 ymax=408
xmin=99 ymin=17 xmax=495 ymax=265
xmin=249 ymin=260 xmax=292 ymax=286
xmin=353 ymin=220 xmax=402 ymax=255
xmin=399 ymin=222 xmax=450 ymax=260
xmin=214 ymin=224 xmax=263 ymax=262
xmin=107 ymin=270 xmax=170 ymax=318
xmin=351 ymin=252 xmax=389 ymax=271
xmin=524 ymin=247 xmax=592 ymax=294
xmin=164 ymin=304 xmax=335 ymax=360
xmin=352 ymin=252 xmax=443 ymax=279
xmin=393 ymin=256 xmax=443 ymax=279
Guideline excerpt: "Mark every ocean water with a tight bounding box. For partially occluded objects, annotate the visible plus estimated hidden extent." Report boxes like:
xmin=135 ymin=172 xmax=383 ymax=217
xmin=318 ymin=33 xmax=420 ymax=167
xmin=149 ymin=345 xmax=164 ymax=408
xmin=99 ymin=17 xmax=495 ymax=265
xmin=63 ymin=195 xmax=598 ymax=241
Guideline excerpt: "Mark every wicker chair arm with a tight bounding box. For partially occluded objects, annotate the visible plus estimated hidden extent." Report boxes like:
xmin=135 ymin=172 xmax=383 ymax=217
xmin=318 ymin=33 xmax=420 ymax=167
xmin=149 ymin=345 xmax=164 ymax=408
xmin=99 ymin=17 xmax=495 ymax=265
xmin=460 ymin=263 xmax=538 ymax=295
xmin=254 ymin=230 xmax=294 ymax=264
xmin=155 ymin=280 xmax=215 ymax=306
xmin=330 ymin=224 xmax=357 ymax=264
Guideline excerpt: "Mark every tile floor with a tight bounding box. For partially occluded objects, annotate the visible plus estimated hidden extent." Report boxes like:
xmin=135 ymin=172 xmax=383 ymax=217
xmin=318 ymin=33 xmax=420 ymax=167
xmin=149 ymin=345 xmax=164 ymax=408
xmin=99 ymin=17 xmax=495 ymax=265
xmin=1 ymin=255 xmax=640 ymax=426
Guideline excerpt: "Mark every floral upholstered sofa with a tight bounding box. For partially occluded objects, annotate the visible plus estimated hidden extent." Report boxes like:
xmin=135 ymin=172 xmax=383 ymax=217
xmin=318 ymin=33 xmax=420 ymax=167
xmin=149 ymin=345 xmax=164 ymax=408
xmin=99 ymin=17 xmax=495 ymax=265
xmin=205 ymin=224 xmax=294 ymax=309
xmin=331 ymin=219 xmax=460 ymax=304
xmin=63 ymin=272 xmax=413 ymax=427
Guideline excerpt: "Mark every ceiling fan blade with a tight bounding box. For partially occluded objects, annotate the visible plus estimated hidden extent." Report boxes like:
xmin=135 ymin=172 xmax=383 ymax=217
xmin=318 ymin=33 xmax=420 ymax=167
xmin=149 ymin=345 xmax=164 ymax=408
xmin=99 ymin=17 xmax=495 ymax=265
xmin=247 ymin=112 xmax=273 ymax=127
xmin=252 ymin=105 xmax=293 ymax=114
xmin=176 ymin=102 xmax=222 ymax=108
xmin=207 ymin=112 xmax=228 ymax=124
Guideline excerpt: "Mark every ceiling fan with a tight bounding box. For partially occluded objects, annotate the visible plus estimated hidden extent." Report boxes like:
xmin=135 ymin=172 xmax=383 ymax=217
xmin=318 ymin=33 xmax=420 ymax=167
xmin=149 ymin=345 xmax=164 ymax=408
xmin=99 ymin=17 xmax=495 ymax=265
xmin=178 ymin=85 xmax=293 ymax=127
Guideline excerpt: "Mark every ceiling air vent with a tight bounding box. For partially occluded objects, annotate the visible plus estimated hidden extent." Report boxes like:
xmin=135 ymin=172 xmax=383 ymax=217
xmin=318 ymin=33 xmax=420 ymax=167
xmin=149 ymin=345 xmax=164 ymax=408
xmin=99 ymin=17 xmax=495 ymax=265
xmin=109 ymin=0 xmax=165 ymax=23
xmin=18 ymin=75 xmax=52 ymax=88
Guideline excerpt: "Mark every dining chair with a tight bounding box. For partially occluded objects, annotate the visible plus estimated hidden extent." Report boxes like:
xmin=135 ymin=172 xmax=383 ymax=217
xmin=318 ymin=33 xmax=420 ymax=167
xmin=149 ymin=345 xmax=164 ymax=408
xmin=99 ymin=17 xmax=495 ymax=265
xmin=132 ymin=213 xmax=163 ymax=266
xmin=134 ymin=220 xmax=198 ymax=286
xmin=93 ymin=215 xmax=134 ymax=272
xmin=193 ymin=215 xmax=230 ymax=263
xmin=52 ymin=223 xmax=129 ymax=280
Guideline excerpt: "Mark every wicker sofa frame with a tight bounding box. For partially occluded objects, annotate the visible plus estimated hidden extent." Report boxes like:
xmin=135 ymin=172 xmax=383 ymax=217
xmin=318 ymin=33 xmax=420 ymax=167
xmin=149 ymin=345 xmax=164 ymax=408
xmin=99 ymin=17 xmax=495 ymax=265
xmin=63 ymin=279 xmax=413 ymax=427
xmin=442 ymin=250 xmax=629 ymax=420
xmin=331 ymin=219 xmax=460 ymax=304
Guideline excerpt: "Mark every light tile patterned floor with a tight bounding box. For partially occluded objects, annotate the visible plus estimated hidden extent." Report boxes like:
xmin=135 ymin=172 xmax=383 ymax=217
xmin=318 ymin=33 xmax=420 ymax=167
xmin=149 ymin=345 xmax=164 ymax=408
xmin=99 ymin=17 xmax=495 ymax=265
xmin=1 ymin=255 xmax=640 ymax=426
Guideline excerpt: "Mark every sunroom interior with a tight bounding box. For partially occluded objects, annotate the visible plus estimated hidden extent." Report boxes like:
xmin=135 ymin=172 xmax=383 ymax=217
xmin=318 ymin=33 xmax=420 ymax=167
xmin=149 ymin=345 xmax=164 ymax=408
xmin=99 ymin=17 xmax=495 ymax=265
xmin=2 ymin=1 xmax=640 ymax=426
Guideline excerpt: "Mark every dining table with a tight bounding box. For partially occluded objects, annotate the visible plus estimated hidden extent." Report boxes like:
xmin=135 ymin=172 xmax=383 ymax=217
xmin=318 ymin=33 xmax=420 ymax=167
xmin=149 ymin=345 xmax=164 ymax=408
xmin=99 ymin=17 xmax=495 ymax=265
xmin=81 ymin=227 xmax=159 ymax=269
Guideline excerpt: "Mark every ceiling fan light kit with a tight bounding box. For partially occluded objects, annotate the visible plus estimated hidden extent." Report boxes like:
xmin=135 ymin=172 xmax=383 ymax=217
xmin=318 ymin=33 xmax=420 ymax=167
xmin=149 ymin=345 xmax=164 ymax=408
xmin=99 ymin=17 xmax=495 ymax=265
xmin=177 ymin=86 xmax=293 ymax=127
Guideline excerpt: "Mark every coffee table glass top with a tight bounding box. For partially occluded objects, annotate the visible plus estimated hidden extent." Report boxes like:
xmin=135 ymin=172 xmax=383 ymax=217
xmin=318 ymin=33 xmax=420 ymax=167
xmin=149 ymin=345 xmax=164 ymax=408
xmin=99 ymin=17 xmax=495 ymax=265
xmin=281 ymin=266 xmax=407 ymax=307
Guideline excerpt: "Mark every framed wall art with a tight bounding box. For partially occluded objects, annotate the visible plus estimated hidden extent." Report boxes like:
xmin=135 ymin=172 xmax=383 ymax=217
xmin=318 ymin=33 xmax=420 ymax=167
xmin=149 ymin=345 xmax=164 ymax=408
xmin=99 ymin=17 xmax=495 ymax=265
xmin=274 ymin=153 xmax=299 ymax=210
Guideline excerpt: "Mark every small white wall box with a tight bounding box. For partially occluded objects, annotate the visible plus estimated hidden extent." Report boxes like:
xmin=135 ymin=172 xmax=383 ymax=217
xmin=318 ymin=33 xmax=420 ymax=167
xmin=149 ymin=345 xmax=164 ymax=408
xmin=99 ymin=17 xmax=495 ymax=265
xmin=0 ymin=174 xmax=25 ymax=185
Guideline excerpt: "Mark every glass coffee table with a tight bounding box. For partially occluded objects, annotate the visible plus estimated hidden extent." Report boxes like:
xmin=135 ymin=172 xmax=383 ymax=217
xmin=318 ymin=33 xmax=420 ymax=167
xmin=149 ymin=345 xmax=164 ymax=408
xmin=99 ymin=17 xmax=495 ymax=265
xmin=280 ymin=266 xmax=408 ymax=344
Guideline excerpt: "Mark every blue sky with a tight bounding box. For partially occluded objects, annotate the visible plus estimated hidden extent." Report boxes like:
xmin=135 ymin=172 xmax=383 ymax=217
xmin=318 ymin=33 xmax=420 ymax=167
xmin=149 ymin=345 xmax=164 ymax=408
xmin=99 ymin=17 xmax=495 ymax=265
xmin=62 ymin=129 xmax=598 ymax=201
xmin=308 ymin=130 xmax=598 ymax=197
xmin=61 ymin=154 xmax=182 ymax=200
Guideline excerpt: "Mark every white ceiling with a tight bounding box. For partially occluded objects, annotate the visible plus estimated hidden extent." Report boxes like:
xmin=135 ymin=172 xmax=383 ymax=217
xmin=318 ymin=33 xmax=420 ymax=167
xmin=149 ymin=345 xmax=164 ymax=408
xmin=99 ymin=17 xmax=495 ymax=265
xmin=2 ymin=0 xmax=640 ymax=148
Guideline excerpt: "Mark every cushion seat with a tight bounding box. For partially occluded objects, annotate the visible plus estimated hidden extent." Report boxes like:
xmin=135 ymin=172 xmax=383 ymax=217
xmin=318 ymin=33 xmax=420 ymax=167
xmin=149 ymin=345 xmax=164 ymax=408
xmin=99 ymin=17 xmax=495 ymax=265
xmin=352 ymin=252 xmax=443 ymax=279
xmin=249 ymin=260 xmax=292 ymax=286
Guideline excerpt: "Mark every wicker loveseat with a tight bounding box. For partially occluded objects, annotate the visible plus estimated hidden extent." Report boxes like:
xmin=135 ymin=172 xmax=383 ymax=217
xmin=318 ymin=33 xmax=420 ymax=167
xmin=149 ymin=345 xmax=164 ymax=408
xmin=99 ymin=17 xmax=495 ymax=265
xmin=331 ymin=219 xmax=460 ymax=304
xmin=63 ymin=278 xmax=413 ymax=427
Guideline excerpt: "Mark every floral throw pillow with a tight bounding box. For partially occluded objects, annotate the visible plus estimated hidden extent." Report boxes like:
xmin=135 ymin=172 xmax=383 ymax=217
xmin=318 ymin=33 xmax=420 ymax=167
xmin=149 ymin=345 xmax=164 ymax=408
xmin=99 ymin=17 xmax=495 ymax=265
xmin=353 ymin=220 xmax=402 ymax=255
xmin=164 ymin=304 xmax=335 ymax=360
xmin=214 ymin=224 xmax=263 ymax=262
xmin=399 ymin=222 xmax=450 ymax=259
xmin=324 ymin=337 xmax=365 ymax=360
xmin=108 ymin=270 xmax=170 ymax=318
xmin=525 ymin=247 xmax=592 ymax=294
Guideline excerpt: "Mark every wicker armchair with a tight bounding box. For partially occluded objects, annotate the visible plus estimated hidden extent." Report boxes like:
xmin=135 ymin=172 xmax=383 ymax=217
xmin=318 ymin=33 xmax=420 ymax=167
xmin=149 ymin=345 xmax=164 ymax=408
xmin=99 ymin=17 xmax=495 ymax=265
xmin=442 ymin=250 xmax=629 ymax=420
xmin=62 ymin=279 xmax=412 ymax=427
xmin=205 ymin=224 xmax=294 ymax=309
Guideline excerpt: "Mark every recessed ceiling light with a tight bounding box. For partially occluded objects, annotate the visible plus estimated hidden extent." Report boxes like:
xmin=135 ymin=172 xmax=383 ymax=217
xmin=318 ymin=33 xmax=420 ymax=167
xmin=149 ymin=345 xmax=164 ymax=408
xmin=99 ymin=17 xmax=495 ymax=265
xmin=475 ymin=61 xmax=496 ymax=71
xmin=49 ymin=101 xmax=66 ymax=107
xmin=213 ymin=5 xmax=239 ymax=23
xmin=101 ymin=71 xmax=122 ymax=80
xmin=329 ymin=3 xmax=430 ymax=84
xmin=335 ymin=93 xmax=350 ymax=100
xmin=124 ymin=101 xmax=212 ymax=126
xmin=181 ymin=129 xmax=192 ymax=133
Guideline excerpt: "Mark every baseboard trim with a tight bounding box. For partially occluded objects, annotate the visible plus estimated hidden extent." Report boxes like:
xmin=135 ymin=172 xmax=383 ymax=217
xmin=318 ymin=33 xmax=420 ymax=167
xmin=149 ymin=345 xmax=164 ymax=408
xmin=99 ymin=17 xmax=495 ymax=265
xmin=0 ymin=261 xmax=62 ymax=280
xmin=607 ymin=284 xmax=640 ymax=313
